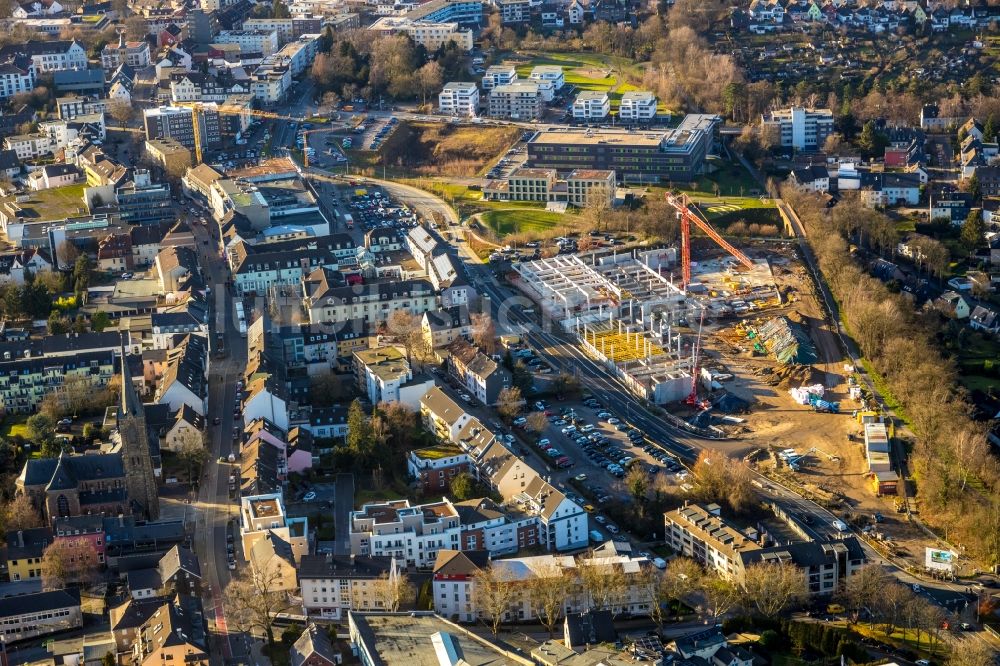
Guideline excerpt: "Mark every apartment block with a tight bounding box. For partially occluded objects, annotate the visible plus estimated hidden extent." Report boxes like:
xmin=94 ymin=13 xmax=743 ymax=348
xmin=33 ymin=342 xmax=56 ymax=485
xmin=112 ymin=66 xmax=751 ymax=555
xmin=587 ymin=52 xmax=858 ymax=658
xmin=618 ymin=91 xmax=657 ymax=122
xmin=406 ymin=442 xmax=471 ymax=492
xmin=213 ymin=29 xmax=280 ymax=56
xmin=298 ymin=554 xmax=402 ymax=620
xmin=352 ymin=346 xmax=433 ymax=408
xmin=369 ymin=17 xmax=473 ymax=51
xmin=664 ymin=503 xmax=866 ymax=595
xmin=528 ymin=65 xmax=564 ymax=102
xmin=488 ymin=82 xmax=542 ymax=120
xmin=432 ymin=549 xmax=653 ymax=623
xmin=572 ymin=91 xmax=610 ymax=120
xmin=489 ymin=167 xmax=615 ymax=207
xmin=241 ymin=16 xmax=321 ymax=44
xmin=481 ymin=63 xmax=516 ymax=90
xmin=761 ymin=106 xmax=834 ymax=151
xmin=239 ymin=493 xmax=309 ymax=565
xmin=438 ymin=81 xmax=479 ymax=117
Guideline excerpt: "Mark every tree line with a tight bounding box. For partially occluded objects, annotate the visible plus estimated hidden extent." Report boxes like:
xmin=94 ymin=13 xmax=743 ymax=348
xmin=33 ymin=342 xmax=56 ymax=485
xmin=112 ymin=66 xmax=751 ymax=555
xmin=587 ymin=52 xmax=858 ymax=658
xmin=783 ymin=186 xmax=1000 ymax=567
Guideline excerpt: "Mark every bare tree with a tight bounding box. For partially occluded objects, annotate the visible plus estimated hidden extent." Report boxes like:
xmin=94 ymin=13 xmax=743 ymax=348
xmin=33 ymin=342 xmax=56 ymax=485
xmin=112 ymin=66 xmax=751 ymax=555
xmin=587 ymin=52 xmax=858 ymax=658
xmin=371 ymin=570 xmax=414 ymax=612
xmin=527 ymin=562 xmax=568 ymax=637
xmin=662 ymin=557 xmax=702 ymax=620
xmin=739 ymin=561 xmax=805 ymax=617
xmin=177 ymin=432 xmax=208 ymax=485
xmin=224 ymin=562 xmax=292 ymax=646
xmin=842 ymin=564 xmax=889 ymax=626
xmin=524 ymin=411 xmax=548 ymax=435
xmin=699 ymin=574 xmax=741 ymax=622
xmin=108 ymin=100 xmax=134 ymax=129
xmin=42 ymin=538 xmax=99 ymax=590
xmin=579 ymin=558 xmax=628 ymax=614
xmin=4 ymin=494 xmax=42 ymax=531
xmin=633 ymin=565 xmax=669 ymax=629
xmin=471 ymin=312 xmax=497 ymax=354
xmin=945 ymin=636 xmax=998 ymax=666
xmin=496 ymin=387 xmax=523 ymax=422
xmin=472 ymin=565 xmax=518 ymax=637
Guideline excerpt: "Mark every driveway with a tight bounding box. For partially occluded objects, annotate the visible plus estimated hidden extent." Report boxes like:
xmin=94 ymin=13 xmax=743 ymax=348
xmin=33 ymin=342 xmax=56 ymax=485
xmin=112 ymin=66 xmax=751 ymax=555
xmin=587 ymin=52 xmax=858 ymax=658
xmin=334 ymin=473 xmax=355 ymax=556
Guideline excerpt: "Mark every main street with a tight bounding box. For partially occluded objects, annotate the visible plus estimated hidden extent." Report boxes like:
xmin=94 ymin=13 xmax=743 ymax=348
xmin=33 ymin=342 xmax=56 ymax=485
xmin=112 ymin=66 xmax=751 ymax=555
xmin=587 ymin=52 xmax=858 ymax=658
xmin=186 ymin=208 xmax=252 ymax=664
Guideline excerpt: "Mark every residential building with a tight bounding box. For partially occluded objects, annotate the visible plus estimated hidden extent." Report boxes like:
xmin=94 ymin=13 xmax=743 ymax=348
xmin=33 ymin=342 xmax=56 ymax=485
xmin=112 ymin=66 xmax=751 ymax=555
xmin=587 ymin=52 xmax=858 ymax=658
xmin=431 ymin=549 xmax=655 ymax=623
xmin=976 ymin=166 xmax=1000 ymax=198
xmin=488 ymin=82 xmax=542 ymax=120
xmin=155 ymin=334 xmax=208 ymax=415
xmin=859 ymin=172 xmax=921 ymax=207
xmin=368 ymin=17 xmax=474 ymax=51
xmin=929 ymin=192 xmax=974 ymax=224
xmin=350 ymin=499 xmax=461 ymax=568
xmin=407 ymin=442 xmax=471 ymax=491
xmin=0 ymin=57 xmax=35 ymax=101
xmin=290 ymin=624 xmax=341 ymax=666
xmin=298 ymin=555 xmax=402 ymax=619
xmin=498 ymin=0 xmax=530 ymax=22
xmin=525 ymin=114 xmax=719 ymax=183
xmin=420 ymin=307 xmax=472 ymax=348
xmin=0 ymin=40 xmax=88 ymax=73
xmin=213 ymin=29 xmax=280 ymax=56
xmin=528 ymin=65 xmax=564 ymax=102
xmin=663 ymin=503 xmax=867 ymax=595
xmin=101 ymin=33 xmax=151 ymax=70
xmin=51 ymin=66 xmax=105 ymax=95
xmin=445 ymin=339 xmax=511 ymax=405
xmin=404 ymin=0 xmax=483 ymax=24
xmin=145 ymin=138 xmax=192 ymax=175
xmin=352 ymin=347 xmax=433 ymax=408
xmin=28 ymin=163 xmax=81 ymax=191
xmin=4 ymin=527 xmax=52 ymax=581
xmin=129 ymin=598 xmax=208 ymax=666
xmin=572 ymin=91 xmax=610 ymax=120
xmin=56 ymin=95 xmax=109 ymax=120
xmin=242 ymin=16 xmax=322 ymax=44
xmin=761 ymin=106 xmax=834 ymax=151
xmin=438 ymin=81 xmax=479 ymax=117
xmin=0 ymin=338 xmax=118 ymax=414
xmin=618 ymin=91 xmax=657 ymax=122
xmin=239 ymin=493 xmax=308 ymax=565
xmin=789 ymin=165 xmax=830 ymax=193
xmin=420 ymin=385 xmax=473 ymax=442
xmin=302 ymin=269 xmax=437 ymax=325
xmin=0 ymin=589 xmax=82 ymax=643
xmin=481 ymin=63 xmax=516 ymax=90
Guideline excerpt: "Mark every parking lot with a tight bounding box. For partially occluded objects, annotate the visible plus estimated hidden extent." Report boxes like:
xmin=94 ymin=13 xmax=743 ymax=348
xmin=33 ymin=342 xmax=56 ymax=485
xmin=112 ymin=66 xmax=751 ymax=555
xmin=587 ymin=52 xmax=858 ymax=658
xmin=485 ymin=133 xmax=533 ymax=179
xmin=358 ymin=117 xmax=398 ymax=150
xmin=345 ymin=187 xmax=419 ymax=232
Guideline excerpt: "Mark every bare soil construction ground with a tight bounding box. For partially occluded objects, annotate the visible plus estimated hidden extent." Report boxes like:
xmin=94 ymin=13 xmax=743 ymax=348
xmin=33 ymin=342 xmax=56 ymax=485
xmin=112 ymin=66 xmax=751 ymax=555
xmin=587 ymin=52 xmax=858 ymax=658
xmin=697 ymin=245 xmax=930 ymax=564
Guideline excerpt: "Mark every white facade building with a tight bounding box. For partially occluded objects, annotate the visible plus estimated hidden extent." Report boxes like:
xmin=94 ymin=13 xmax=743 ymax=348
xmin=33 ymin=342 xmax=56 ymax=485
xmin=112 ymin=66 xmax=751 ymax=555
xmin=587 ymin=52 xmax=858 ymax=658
xmin=572 ymin=91 xmax=610 ymax=120
xmin=481 ymin=64 xmax=516 ymax=90
xmin=438 ymin=81 xmax=479 ymax=116
xmin=618 ymin=91 xmax=657 ymax=122
xmin=761 ymin=106 xmax=834 ymax=151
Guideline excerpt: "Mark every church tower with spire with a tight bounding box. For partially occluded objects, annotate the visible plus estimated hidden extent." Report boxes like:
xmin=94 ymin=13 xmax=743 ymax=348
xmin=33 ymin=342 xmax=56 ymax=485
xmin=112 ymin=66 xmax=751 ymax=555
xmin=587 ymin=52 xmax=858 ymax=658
xmin=117 ymin=339 xmax=159 ymax=520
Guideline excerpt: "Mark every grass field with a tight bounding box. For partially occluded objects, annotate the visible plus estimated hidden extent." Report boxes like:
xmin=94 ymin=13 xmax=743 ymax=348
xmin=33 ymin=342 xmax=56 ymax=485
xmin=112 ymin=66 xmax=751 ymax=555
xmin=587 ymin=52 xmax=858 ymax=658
xmin=1 ymin=415 xmax=28 ymax=440
xmin=481 ymin=208 xmax=574 ymax=235
xmin=0 ymin=183 xmax=88 ymax=220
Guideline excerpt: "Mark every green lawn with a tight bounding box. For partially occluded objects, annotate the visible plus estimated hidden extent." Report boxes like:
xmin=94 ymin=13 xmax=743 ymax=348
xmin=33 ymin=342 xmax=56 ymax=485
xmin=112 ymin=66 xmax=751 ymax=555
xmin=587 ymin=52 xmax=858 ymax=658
xmin=481 ymin=208 xmax=575 ymax=235
xmin=1 ymin=415 xmax=28 ymax=440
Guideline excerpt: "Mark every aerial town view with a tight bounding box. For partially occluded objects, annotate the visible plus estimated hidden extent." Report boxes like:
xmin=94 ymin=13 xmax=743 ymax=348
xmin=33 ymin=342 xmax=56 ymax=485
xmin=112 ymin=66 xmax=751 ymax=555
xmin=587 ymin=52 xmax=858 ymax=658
xmin=2 ymin=0 xmax=1000 ymax=663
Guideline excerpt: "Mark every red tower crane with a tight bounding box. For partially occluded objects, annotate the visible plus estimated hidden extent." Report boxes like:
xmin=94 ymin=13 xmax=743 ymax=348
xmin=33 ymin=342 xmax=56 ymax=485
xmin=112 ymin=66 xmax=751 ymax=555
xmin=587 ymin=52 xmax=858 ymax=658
xmin=665 ymin=192 xmax=754 ymax=290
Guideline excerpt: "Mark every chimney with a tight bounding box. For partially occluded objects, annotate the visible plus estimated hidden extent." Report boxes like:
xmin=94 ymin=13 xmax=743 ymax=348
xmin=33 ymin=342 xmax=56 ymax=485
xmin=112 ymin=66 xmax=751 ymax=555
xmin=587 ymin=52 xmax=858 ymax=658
xmin=16 ymin=530 xmax=23 ymax=548
xmin=350 ymin=554 xmax=355 ymax=567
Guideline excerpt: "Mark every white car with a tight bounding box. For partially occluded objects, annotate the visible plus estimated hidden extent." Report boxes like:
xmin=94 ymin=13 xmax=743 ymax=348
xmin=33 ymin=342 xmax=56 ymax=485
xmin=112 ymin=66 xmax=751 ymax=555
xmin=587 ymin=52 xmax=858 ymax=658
xmin=459 ymin=393 xmax=473 ymax=403
xmin=538 ymin=438 xmax=551 ymax=447
xmin=303 ymin=491 xmax=316 ymax=501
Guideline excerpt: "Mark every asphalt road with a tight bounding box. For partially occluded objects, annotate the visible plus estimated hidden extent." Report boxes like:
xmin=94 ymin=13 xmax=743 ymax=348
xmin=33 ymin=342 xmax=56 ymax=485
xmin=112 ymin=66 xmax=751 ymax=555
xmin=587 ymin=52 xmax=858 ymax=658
xmin=187 ymin=208 xmax=250 ymax=664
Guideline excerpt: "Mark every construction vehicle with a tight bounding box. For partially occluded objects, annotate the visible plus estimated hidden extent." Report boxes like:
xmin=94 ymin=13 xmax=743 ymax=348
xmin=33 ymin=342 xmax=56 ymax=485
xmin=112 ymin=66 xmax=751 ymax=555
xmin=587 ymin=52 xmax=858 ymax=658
xmin=665 ymin=192 xmax=755 ymax=290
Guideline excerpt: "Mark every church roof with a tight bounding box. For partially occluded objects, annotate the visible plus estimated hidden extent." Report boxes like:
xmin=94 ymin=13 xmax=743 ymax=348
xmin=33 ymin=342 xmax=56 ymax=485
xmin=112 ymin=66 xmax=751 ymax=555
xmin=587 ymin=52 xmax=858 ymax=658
xmin=22 ymin=452 xmax=125 ymax=488
xmin=45 ymin=452 xmax=78 ymax=492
